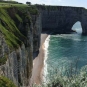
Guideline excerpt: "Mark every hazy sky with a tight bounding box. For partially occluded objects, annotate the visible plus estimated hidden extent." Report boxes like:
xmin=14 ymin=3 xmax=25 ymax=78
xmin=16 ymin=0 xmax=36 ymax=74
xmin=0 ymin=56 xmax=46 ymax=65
xmin=15 ymin=0 xmax=87 ymax=8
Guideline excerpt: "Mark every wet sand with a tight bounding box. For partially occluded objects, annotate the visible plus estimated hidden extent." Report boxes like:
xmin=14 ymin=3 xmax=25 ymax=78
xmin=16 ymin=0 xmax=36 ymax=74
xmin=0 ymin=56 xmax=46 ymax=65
xmin=30 ymin=34 xmax=48 ymax=85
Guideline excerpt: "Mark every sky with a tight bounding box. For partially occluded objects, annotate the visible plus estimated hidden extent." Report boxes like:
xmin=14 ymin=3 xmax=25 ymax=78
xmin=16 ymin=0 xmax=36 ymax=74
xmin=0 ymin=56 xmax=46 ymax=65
xmin=15 ymin=0 xmax=87 ymax=8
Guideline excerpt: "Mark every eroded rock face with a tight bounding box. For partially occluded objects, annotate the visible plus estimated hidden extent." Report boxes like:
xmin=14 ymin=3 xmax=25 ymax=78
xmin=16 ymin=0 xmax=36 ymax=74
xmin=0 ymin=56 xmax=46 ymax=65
xmin=32 ymin=13 xmax=42 ymax=59
xmin=0 ymin=32 xmax=9 ymax=58
xmin=0 ymin=9 xmax=41 ymax=87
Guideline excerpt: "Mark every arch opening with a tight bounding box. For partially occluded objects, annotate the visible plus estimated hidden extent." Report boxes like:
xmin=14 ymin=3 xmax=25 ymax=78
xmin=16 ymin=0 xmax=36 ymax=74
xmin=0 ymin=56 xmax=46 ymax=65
xmin=72 ymin=21 xmax=82 ymax=34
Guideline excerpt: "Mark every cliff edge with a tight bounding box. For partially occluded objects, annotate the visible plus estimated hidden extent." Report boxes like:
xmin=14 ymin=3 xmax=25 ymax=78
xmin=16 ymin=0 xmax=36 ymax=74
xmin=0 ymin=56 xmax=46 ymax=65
xmin=0 ymin=2 xmax=41 ymax=87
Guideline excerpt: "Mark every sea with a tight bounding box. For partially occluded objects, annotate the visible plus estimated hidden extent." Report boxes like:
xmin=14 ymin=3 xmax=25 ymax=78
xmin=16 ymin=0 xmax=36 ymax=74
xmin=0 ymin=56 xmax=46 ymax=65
xmin=43 ymin=22 xmax=87 ymax=82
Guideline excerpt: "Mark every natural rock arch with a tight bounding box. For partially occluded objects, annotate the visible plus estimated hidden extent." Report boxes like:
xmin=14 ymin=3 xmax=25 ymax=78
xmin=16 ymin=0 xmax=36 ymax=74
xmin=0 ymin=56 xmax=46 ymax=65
xmin=38 ymin=5 xmax=87 ymax=35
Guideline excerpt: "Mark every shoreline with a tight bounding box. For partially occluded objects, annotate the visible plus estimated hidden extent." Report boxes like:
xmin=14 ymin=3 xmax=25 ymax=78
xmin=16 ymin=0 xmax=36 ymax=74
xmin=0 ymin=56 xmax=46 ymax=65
xmin=30 ymin=34 xmax=48 ymax=85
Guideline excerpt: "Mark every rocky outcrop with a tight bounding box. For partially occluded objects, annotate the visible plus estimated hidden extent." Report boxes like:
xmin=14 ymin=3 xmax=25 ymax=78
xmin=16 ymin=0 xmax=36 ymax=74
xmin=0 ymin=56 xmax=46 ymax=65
xmin=32 ymin=13 xmax=42 ymax=59
xmin=0 ymin=6 xmax=41 ymax=87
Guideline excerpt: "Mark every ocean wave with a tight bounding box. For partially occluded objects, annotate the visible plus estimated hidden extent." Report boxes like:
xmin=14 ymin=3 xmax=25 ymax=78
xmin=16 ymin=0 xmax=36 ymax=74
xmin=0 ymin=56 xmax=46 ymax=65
xmin=43 ymin=35 xmax=50 ymax=83
xmin=73 ymin=38 xmax=81 ymax=41
xmin=51 ymin=34 xmax=87 ymax=42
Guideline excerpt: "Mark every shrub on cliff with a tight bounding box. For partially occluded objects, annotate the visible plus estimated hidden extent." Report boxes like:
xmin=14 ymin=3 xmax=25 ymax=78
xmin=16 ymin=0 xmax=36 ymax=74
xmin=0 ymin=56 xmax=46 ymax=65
xmin=0 ymin=76 xmax=16 ymax=87
xmin=33 ymin=65 xmax=87 ymax=87
xmin=26 ymin=2 xmax=31 ymax=5
xmin=0 ymin=55 xmax=8 ymax=65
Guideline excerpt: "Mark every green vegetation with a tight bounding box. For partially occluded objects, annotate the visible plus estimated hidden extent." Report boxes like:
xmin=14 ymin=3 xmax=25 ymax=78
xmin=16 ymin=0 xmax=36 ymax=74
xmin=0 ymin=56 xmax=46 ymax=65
xmin=32 ymin=65 xmax=87 ymax=87
xmin=0 ymin=1 xmax=23 ymax=7
xmin=0 ymin=1 xmax=19 ymax=4
xmin=15 ymin=14 xmax=23 ymax=22
xmin=0 ymin=1 xmax=38 ymax=15
xmin=16 ymin=5 xmax=38 ymax=15
xmin=0 ymin=8 xmax=23 ymax=48
xmin=0 ymin=2 xmax=38 ymax=49
xmin=0 ymin=76 xmax=17 ymax=87
xmin=28 ymin=5 xmax=38 ymax=15
xmin=0 ymin=1 xmax=38 ymax=65
xmin=0 ymin=55 xmax=8 ymax=65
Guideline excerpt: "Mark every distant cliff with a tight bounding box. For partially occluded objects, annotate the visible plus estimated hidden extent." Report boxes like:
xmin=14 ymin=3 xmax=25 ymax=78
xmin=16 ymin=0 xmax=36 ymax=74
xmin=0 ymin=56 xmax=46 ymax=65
xmin=36 ymin=5 xmax=87 ymax=35
xmin=0 ymin=5 xmax=41 ymax=86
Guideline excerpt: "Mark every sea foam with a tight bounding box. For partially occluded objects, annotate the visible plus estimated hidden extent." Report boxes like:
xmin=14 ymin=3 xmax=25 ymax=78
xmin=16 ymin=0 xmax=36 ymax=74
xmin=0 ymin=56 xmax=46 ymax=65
xmin=43 ymin=35 xmax=50 ymax=83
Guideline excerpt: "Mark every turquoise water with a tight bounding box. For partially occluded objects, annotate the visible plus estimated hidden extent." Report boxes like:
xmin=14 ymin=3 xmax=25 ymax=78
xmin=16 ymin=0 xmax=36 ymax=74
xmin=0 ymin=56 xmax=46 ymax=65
xmin=46 ymin=34 xmax=87 ymax=79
